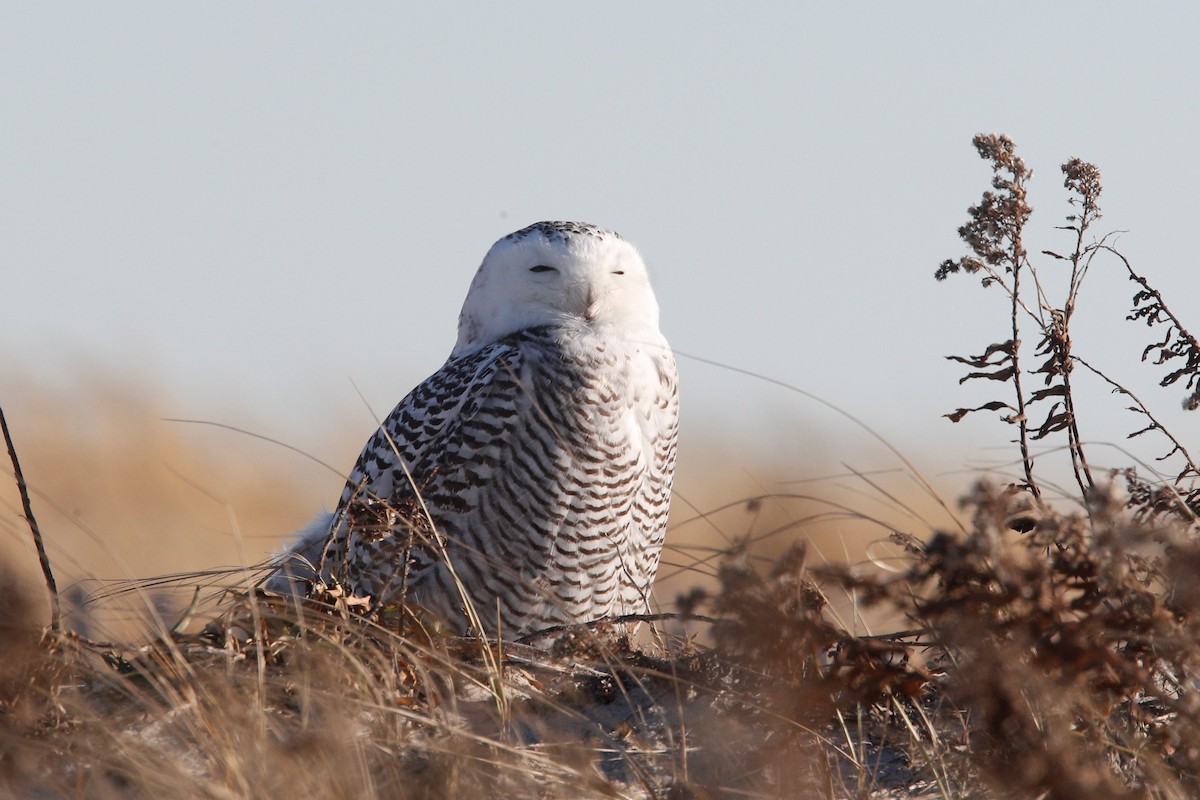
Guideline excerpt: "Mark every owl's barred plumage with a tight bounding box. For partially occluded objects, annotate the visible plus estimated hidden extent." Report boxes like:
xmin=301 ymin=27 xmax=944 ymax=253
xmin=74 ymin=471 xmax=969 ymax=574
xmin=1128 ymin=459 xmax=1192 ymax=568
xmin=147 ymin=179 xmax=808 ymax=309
xmin=270 ymin=221 xmax=678 ymax=638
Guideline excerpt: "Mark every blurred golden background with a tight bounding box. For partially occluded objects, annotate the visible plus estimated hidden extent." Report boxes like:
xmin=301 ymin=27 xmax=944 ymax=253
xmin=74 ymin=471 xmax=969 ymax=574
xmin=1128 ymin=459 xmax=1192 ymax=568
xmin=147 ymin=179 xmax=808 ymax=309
xmin=1 ymin=373 xmax=961 ymax=641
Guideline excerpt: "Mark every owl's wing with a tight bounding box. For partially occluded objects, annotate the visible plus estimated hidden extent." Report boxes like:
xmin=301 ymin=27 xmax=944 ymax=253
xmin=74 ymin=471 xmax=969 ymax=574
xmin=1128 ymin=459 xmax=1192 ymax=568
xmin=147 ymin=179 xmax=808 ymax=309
xmin=318 ymin=339 xmax=529 ymax=592
xmin=265 ymin=340 xmax=524 ymax=595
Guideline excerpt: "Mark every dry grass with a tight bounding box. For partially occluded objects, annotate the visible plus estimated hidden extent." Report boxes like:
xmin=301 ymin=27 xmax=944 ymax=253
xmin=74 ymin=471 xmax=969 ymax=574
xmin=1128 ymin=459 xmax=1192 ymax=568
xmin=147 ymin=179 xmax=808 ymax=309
xmin=13 ymin=482 xmax=1199 ymax=799
xmin=5 ymin=134 xmax=1200 ymax=798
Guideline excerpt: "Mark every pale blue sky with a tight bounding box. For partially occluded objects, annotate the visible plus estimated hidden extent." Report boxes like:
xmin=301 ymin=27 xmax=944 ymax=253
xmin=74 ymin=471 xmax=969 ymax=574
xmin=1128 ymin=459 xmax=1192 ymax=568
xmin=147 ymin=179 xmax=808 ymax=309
xmin=4 ymin=3 xmax=1199 ymax=499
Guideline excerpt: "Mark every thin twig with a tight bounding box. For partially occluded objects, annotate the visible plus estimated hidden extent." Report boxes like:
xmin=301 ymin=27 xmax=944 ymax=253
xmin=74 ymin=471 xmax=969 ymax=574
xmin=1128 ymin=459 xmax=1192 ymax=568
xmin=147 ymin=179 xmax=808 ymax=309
xmin=516 ymin=611 xmax=721 ymax=645
xmin=1009 ymin=251 xmax=1039 ymax=499
xmin=1103 ymin=245 xmax=1200 ymax=358
xmin=0 ymin=404 xmax=61 ymax=632
xmin=1053 ymin=210 xmax=1107 ymax=498
xmin=1072 ymin=355 xmax=1200 ymax=485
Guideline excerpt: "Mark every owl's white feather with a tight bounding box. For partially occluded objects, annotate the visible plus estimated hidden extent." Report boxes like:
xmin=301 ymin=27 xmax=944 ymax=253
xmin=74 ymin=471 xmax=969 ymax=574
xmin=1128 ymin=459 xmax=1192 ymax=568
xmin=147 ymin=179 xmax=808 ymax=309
xmin=268 ymin=221 xmax=679 ymax=639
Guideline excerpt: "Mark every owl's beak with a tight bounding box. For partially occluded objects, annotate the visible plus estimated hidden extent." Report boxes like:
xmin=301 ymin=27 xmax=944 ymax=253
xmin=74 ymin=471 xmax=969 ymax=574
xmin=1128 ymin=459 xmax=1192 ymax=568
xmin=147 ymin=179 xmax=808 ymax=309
xmin=583 ymin=288 xmax=600 ymax=322
xmin=569 ymin=284 xmax=602 ymax=322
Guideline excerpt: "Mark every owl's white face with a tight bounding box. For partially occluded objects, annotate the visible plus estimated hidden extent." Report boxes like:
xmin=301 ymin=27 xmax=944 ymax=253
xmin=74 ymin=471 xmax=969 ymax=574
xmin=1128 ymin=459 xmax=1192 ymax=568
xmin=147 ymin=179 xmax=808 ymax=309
xmin=452 ymin=222 xmax=662 ymax=357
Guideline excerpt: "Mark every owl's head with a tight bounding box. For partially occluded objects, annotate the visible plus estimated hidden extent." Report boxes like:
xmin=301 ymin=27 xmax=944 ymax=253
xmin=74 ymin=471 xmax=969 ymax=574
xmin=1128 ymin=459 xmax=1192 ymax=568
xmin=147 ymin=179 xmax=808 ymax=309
xmin=452 ymin=221 xmax=662 ymax=357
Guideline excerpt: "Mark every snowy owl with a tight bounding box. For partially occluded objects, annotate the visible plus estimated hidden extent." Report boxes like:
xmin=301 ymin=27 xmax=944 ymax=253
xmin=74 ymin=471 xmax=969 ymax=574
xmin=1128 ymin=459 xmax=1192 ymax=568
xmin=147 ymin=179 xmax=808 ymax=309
xmin=269 ymin=221 xmax=679 ymax=639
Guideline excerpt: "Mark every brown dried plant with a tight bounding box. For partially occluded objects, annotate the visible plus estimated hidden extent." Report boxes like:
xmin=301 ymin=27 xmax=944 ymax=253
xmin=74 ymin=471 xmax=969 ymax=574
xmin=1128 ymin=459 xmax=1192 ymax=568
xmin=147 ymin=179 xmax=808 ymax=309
xmin=936 ymin=133 xmax=1041 ymax=498
xmin=937 ymin=134 xmax=1200 ymax=523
